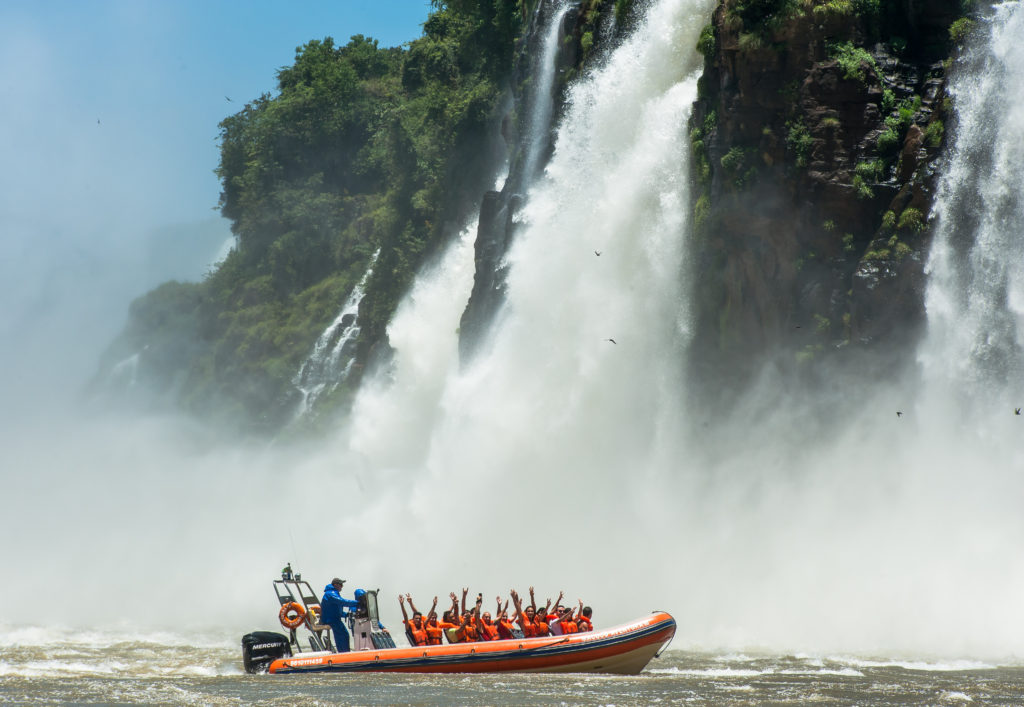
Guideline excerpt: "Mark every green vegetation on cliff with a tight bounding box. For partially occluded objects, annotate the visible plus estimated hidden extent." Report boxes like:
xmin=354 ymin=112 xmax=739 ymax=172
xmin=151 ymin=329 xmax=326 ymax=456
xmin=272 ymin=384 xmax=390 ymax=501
xmin=106 ymin=1 xmax=521 ymax=433
xmin=687 ymin=0 xmax=969 ymax=402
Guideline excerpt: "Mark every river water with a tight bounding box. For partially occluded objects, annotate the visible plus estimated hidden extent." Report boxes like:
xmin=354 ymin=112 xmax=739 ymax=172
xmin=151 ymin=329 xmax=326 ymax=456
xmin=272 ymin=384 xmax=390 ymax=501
xmin=2 ymin=628 xmax=1024 ymax=705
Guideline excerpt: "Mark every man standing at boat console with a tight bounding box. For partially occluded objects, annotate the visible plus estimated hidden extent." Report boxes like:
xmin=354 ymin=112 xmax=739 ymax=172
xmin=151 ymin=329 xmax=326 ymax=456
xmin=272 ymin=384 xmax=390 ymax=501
xmin=320 ymin=578 xmax=360 ymax=652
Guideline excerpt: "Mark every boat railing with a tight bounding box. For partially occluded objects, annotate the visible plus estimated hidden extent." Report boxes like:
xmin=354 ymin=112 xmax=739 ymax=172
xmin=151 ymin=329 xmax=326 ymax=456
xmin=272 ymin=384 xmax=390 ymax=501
xmin=273 ymin=578 xmax=333 ymax=652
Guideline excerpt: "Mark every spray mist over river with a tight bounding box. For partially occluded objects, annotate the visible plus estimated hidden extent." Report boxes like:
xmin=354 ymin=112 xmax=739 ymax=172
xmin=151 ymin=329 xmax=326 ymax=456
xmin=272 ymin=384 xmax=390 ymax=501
xmin=4 ymin=4 xmax=1024 ymax=698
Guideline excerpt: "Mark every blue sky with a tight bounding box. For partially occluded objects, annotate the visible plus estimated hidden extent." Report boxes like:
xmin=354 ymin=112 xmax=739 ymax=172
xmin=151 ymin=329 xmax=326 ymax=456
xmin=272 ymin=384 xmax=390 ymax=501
xmin=0 ymin=0 xmax=432 ymax=407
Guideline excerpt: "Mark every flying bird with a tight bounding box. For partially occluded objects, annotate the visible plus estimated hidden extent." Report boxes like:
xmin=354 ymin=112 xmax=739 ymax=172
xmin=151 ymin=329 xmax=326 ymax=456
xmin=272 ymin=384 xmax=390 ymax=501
xmin=605 ymin=338 xmax=617 ymax=345
xmin=225 ymin=96 xmax=233 ymax=102
xmin=1016 ymin=407 xmax=1021 ymax=416
xmin=896 ymin=411 xmax=903 ymax=418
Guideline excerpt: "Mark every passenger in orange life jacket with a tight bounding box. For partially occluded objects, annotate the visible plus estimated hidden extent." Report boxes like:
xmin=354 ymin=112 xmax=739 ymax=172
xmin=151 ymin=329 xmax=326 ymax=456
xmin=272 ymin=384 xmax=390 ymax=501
xmin=558 ymin=606 xmax=579 ymax=634
xmin=534 ymin=613 xmax=550 ymax=636
xmin=425 ymin=599 xmax=460 ymax=645
xmin=478 ymin=595 xmax=510 ymax=641
xmin=494 ymin=596 xmax=516 ymax=639
xmin=466 ymin=590 xmax=488 ymax=641
xmin=529 ymin=587 xmax=551 ymax=637
xmin=416 ymin=594 xmax=446 ymax=645
xmin=398 ymin=594 xmax=428 ymax=647
xmin=478 ymin=609 xmax=500 ymax=640
xmin=423 ymin=611 xmax=444 ymax=645
xmin=441 ymin=592 xmax=462 ymax=643
xmin=509 ymin=589 xmax=538 ymax=637
xmin=456 ymin=607 xmax=483 ymax=642
xmin=496 ymin=609 xmax=517 ymax=639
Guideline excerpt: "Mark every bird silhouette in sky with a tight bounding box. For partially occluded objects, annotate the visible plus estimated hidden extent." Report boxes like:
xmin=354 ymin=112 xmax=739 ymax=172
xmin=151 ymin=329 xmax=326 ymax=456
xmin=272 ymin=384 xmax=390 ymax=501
xmin=1016 ymin=407 xmax=1021 ymax=416
xmin=225 ymin=96 xmax=233 ymax=102
xmin=605 ymin=338 xmax=617 ymax=345
xmin=594 ymin=250 xmax=602 ymax=256
xmin=896 ymin=411 xmax=903 ymax=418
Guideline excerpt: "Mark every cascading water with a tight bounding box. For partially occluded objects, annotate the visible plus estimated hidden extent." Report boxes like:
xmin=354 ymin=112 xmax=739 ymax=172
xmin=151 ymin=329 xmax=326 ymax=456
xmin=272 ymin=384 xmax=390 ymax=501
xmin=338 ymin=0 xmax=713 ymax=604
xmin=291 ymin=253 xmax=377 ymax=419
xmin=330 ymin=0 xmax=1024 ymax=657
xmin=345 ymin=223 xmax=479 ymax=470
xmin=921 ymin=2 xmax=1024 ymax=408
xmin=519 ymin=0 xmax=571 ymax=188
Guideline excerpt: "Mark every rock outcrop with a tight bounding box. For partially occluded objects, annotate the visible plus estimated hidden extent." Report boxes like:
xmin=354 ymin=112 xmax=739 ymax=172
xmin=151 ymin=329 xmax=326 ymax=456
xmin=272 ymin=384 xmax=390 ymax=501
xmin=688 ymin=0 xmax=965 ymax=405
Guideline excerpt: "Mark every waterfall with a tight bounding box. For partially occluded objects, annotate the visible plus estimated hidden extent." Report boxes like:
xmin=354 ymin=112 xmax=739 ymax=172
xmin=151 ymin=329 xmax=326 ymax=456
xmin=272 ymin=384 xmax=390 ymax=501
xmin=340 ymin=0 xmax=713 ymax=592
xmin=107 ymin=351 xmax=140 ymax=390
xmin=291 ymin=253 xmax=377 ymax=418
xmin=346 ymin=223 xmax=479 ymax=469
xmin=327 ymin=0 xmax=1024 ymax=655
xmin=519 ymin=0 xmax=572 ymax=188
xmin=921 ymin=2 xmax=1024 ymax=408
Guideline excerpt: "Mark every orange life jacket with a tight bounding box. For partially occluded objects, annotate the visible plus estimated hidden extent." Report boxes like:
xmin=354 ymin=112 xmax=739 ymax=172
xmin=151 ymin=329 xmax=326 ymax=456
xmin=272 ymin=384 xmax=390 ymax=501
xmin=434 ymin=620 xmax=459 ymax=643
xmin=520 ymin=617 xmax=537 ymax=637
xmin=496 ymin=619 xmax=515 ymax=640
xmin=462 ymin=622 xmax=480 ymax=642
xmin=534 ymin=619 xmax=549 ymax=636
xmin=560 ymin=619 xmax=578 ymax=634
xmin=424 ymin=623 xmax=443 ymax=645
xmin=407 ymin=620 xmax=427 ymax=646
xmin=480 ymin=622 xmax=499 ymax=641
xmin=577 ymin=616 xmax=593 ymax=632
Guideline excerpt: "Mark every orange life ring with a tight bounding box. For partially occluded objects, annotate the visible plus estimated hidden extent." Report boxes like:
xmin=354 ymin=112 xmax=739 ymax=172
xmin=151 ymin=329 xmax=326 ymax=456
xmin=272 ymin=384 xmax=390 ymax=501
xmin=279 ymin=602 xmax=306 ymax=630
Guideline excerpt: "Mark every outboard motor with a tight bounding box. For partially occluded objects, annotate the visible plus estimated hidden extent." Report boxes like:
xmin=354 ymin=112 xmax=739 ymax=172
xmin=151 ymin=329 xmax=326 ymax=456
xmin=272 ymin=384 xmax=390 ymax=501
xmin=242 ymin=631 xmax=292 ymax=674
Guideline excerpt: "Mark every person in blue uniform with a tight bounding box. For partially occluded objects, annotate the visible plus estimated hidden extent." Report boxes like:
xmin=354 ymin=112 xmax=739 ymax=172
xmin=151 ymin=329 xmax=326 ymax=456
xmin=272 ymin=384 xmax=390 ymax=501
xmin=320 ymin=578 xmax=359 ymax=652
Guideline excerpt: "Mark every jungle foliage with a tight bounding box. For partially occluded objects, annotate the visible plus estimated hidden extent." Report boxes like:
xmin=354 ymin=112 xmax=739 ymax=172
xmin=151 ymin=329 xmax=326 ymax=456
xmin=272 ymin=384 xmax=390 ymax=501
xmin=124 ymin=0 xmax=522 ymax=432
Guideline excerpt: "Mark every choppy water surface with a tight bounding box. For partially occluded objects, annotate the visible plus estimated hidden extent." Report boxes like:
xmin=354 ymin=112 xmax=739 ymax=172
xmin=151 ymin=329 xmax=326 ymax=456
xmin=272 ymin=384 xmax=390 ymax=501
xmin=3 ymin=631 xmax=1024 ymax=705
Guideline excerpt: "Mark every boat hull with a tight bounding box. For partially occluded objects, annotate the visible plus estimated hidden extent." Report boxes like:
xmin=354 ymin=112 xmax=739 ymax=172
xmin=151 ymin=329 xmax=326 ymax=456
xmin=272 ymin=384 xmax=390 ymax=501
xmin=268 ymin=611 xmax=675 ymax=675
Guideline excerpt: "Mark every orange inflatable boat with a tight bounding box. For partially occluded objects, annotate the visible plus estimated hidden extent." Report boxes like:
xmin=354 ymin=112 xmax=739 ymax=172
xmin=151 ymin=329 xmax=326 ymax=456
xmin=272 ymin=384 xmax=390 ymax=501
xmin=268 ymin=611 xmax=676 ymax=675
xmin=241 ymin=572 xmax=675 ymax=675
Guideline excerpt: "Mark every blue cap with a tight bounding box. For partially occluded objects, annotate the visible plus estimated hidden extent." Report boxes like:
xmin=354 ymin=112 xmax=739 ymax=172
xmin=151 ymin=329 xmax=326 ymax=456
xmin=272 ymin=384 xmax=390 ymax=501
xmin=354 ymin=588 xmax=366 ymax=599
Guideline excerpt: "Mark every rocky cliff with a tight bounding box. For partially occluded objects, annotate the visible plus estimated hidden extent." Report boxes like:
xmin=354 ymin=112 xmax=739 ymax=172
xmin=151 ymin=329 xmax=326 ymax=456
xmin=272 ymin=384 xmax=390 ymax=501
xmin=687 ymin=0 xmax=969 ymax=407
xmin=93 ymin=0 xmax=977 ymax=435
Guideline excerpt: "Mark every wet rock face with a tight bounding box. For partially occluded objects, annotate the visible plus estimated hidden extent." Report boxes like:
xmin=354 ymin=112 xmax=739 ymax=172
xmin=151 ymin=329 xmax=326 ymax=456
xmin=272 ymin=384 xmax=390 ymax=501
xmin=458 ymin=191 xmax=520 ymax=362
xmin=688 ymin=0 xmax=962 ymax=397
